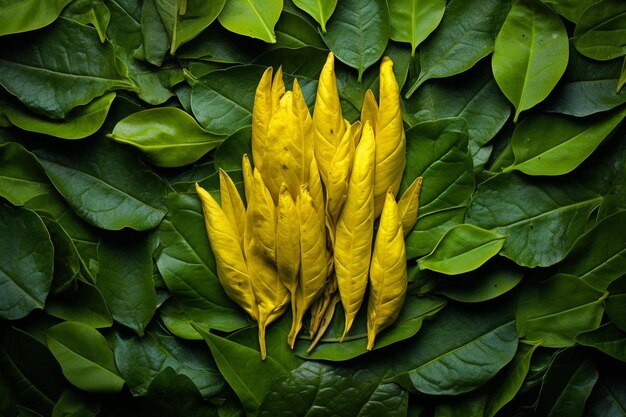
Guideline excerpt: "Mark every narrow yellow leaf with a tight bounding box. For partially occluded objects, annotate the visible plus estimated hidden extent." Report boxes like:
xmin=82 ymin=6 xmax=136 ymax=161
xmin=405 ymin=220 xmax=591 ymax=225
xmin=374 ymin=57 xmax=406 ymax=217
xmin=271 ymin=66 xmax=285 ymax=113
xmin=326 ymin=120 xmax=354 ymax=226
xmin=195 ymin=183 xmax=257 ymax=320
xmin=307 ymin=154 xmax=326 ymax=227
xmin=398 ymin=176 xmax=423 ymax=236
xmin=313 ymin=52 xmax=347 ymax=186
xmin=293 ymin=78 xmax=315 ymax=180
xmin=247 ymin=169 xmax=276 ymax=262
xmin=307 ymin=292 xmax=340 ymax=353
xmin=251 ymin=67 xmax=273 ymax=172
xmin=361 ymin=89 xmax=378 ymax=133
xmin=367 ymin=188 xmax=407 ymax=350
xmin=352 ymin=120 xmax=363 ymax=147
xmin=219 ymin=169 xmax=246 ymax=251
xmin=334 ymin=121 xmax=376 ymax=341
xmin=242 ymin=154 xmax=253 ymax=204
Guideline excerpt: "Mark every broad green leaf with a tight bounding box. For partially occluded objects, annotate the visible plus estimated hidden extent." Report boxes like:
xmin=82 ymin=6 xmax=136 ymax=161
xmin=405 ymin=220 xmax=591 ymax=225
xmin=97 ymin=235 xmax=157 ymax=336
xmin=606 ymin=276 xmax=626 ymax=333
xmin=51 ymin=389 xmax=100 ymax=417
xmin=0 ymin=142 xmax=53 ymax=206
xmin=0 ymin=205 xmax=53 ymax=320
xmin=577 ymin=323 xmax=626 ymax=362
xmin=214 ymin=126 xmax=252 ymax=172
xmin=558 ymin=211 xmax=626 ymax=290
xmin=0 ymin=0 xmax=72 ymax=36
xmin=573 ymin=0 xmax=626 ymax=61
xmin=154 ymin=193 xmax=249 ymax=332
xmin=405 ymin=0 xmax=511 ymax=97
xmin=434 ymin=394 xmax=487 ymax=417
xmin=112 ymin=331 xmax=223 ymax=398
xmin=0 ymin=93 xmax=115 ymax=140
xmin=159 ymin=300 xmax=203 ymax=340
xmin=110 ymin=107 xmax=226 ymax=167
xmin=62 ymin=0 xmax=111 ymax=42
xmin=406 ymin=206 xmax=466 ymax=259
xmin=388 ymin=0 xmax=445 ymax=55
xmin=34 ymin=138 xmax=168 ymax=231
xmin=516 ymin=274 xmax=605 ymax=347
xmin=418 ymin=224 xmax=505 ymax=275
xmin=466 ymin=173 xmax=603 ymax=267
xmin=171 ymin=0 xmax=226 ymax=53
xmin=484 ymin=342 xmax=540 ymax=417
xmin=542 ymin=0 xmax=596 ymax=23
xmin=273 ymin=10 xmax=326 ymax=49
xmin=46 ymin=322 xmax=125 ymax=393
xmin=506 ymin=107 xmax=626 ymax=176
xmin=391 ymin=300 xmax=518 ymax=395
xmin=218 ymin=0 xmax=282 ymax=43
xmin=176 ymin=22 xmax=264 ymax=63
xmin=259 ymin=362 xmax=408 ymax=417
xmin=535 ymin=348 xmax=599 ymax=417
xmin=46 ymin=281 xmax=113 ymax=328
xmin=323 ymin=0 xmax=390 ymax=80
xmin=295 ymin=296 xmax=446 ymax=361
xmin=584 ymin=369 xmax=626 ymax=417
xmin=41 ymin=218 xmax=80 ymax=295
xmin=492 ymin=0 xmax=568 ymax=121
xmin=545 ymin=45 xmax=626 ymax=117
xmin=0 ymin=18 xmax=132 ymax=119
xmin=619 ymin=57 xmax=626 ymax=92
xmin=292 ymin=0 xmax=337 ymax=33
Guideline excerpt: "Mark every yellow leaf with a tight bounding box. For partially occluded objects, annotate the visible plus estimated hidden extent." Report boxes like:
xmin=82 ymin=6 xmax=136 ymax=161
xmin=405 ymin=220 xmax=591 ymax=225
xmin=246 ymin=169 xmax=276 ymax=262
xmin=195 ymin=183 xmax=257 ymax=320
xmin=242 ymin=154 xmax=254 ymax=204
xmin=361 ymin=89 xmax=378 ymax=133
xmin=251 ymin=67 xmax=273 ymax=172
xmin=374 ymin=57 xmax=406 ymax=217
xmin=334 ymin=121 xmax=376 ymax=341
xmin=308 ymin=275 xmax=337 ymax=338
xmin=397 ymin=176 xmax=423 ymax=236
xmin=219 ymin=169 xmax=246 ymax=251
xmin=367 ymin=188 xmax=407 ymax=350
xmin=292 ymin=79 xmax=315 ymax=178
xmin=352 ymin=120 xmax=363 ymax=147
xmin=326 ymin=120 xmax=354 ymax=226
xmin=307 ymin=291 xmax=340 ymax=353
xmin=313 ymin=52 xmax=346 ymax=186
xmin=288 ymin=185 xmax=327 ymax=348
xmin=271 ymin=66 xmax=285 ymax=113
xmin=307 ymin=155 xmax=326 ymax=229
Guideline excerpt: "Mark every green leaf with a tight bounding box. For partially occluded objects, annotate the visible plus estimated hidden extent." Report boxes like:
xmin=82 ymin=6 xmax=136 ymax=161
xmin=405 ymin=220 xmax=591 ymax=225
xmin=584 ymin=369 xmax=626 ymax=417
xmin=172 ymin=0 xmax=227 ymax=53
xmin=51 ymin=388 xmax=101 ymax=417
xmin=0 ymin=205 xmax=53 ymax=320
xmin=41 ymin=218 xmax=80 ymax=295
xmin=295 ymin=296 xmax=446 ymax=361
xmin=323 ymin=0 xmax=390 ymax=80
xmin=154 ymin=193 xmax=249 ymax=332
xmin=273 ymin=10 xmax=327 ymax=49
xmin=259 ymin=362 xmax=408 ymax=417
xmin=217 ymin=0 xmax=282 ymax=43
xmin=542 ymin=0 xmax=596 ymax=23
xmin=418 ymin=224 xmax=505 ymax=275
xmin=577 ymin=323 xmax=626 ymax=362
xmin=466 ymin=173 xmax=603 ymax=267
xmin=34 ymin=138 xmax=168 ymax=231
xmin=391 ymin=300 xmax=518 ymax=395
xmin=46 ymin=322 xmax=125 ymax=393
xmin=535 ymin=348 xmax=599 ymax=417
xmin=0 ymin=142 xmax=53 ymax=206
xmin=505 ymin=107 xmax=626 ymax=176
xmin=516 ymin=274 xmax=605 ymax=347
xmin=112 ymin=331 xmax=223 ymax=398
xmin=0 ymin=93 xmax=116 ymax=140
xmin=573 ymin=0 xmax=626 ymax=61
xmin=62 ymin=0 xmax=111 ymax=43
xmin=159 ymin=300 xmax=203 ymax=340
xmin=558 ymin=211 xmax=626 ymax=291
xmin=484 ymin=342 xmax=540 ymax=417
xmin=214 ymin=126 xmax=252 ymax=172
xmin=606 ymin=275 xmax=626 ymax=333
xmin=110 ymin=107 xmax=225 ymax=168
xmin=0 ymin=0 xmax=72 ymax=36
xmin=0 ymin=18 xmax=132 ymax=119
xmin=46 ymin=281 xmax=113 ymax=328
xmin=388 ymin=0 xmax=445 ymax=56
xmin=405 ymin=0 xmax=511 ymax=97
xmin=492 ymin=0 xmax=569 ymax=121
xmin=406 ymin=206 xmax=466 ymax=260
xmin=97 ymin=234 xmax=157 ymax=336
xmin=292 ymin=0 xmax=337 ymax=32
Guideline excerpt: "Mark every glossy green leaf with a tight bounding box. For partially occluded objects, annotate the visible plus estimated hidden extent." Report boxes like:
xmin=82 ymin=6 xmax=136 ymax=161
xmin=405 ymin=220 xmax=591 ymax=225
xmin=112 ymin=331 xmax=223 ymax=398
xmin=492 ymin=0 xmax=568 ymax=121
xmin=46 ymin=281 xmax=113 ymax=328
xmin=606 ymin=276 xmax=626 ymax=333
xmin=34 ymin=138 xmax=168 ymax=231
xmin=154 ymin=193 xmax=249 ymax=332
xmin=506 ymin=107 xmax=626 ymax=176
xmin=0 ymin=142 xmax=53 ymax=206
xmin=406 ymin=206 xmax=466 ymax=260
xmin=62 ymin=0 xmax=111 ymax=42
xmin=0 ymin=205 xmax=53 ymax=320
xmin=41 ymin=218 xmax=80 ymax=295
xmin=584 ymin=369 xmax=626 ymax=417
xmin=0 ymin=93 xmax=115 ymax=139
xmin=97 ymin=235 xmax=156 ymax=336
xmin=0 ymin=0 xmax=72 ymax=36
xmin=542 ymin=0 xmax=596 ymax=23
xmin=419 ymin=224 xmax=505 ymax=275
xmin=323 ymin=0 xmax=390 ymax=80
xmin=558 ymin=211 xmax=626 ymax=291
xmin=259 ymin=362 xmax=408 ymax=417
xmin=292 ymin=0 xmax=337 ymax=32
xmin=51 ymin=389 xmax=101 ymax=417
xmin=110 ymin=107 xmax=226 ymax=167
xmin=273 ymin=10 xmax=326 ymax=49
xmin=577 ymin=323 xmax=626 ymax=362
xmin=0 ymin=18 xmax=132 ymax=119
xmin=388 ymin=0 xmax=445 ymax=55
xmin=218 ymin=0 xmax=282 ymax=43
xmin=516 ymin=274 xmax=605 ymax=347
xmin=46 ymin=322 xmax=125 ymax=393
xmin=573 ymin=0 xmax=626 ymax=61
xmin=405 ymin=0 xmax=511 ymax=97
xmin=467 ymin=173 xmax=603 ymax=267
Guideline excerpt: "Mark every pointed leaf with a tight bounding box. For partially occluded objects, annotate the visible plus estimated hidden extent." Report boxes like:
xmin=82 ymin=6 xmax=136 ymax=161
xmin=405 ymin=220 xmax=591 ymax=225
xmin=388 ymin=0 xmax=445 ymax=55
xmin=218 ymin=0 xmax=282 ymax=43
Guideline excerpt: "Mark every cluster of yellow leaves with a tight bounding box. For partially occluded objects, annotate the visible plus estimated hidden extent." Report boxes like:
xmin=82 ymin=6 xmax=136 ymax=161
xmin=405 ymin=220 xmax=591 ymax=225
xmin=196 ymin=53 xmax=422 ymax=359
